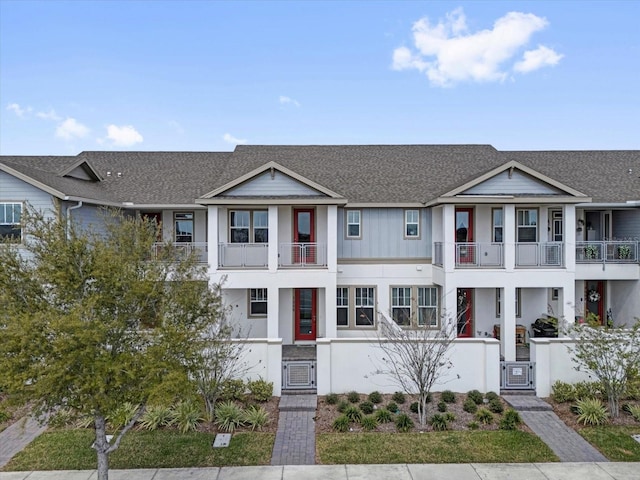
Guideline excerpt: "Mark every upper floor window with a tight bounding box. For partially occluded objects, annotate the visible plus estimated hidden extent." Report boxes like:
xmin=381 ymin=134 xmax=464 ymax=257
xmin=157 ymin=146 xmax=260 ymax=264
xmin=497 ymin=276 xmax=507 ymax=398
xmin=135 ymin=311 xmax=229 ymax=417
xmin=517 ymin=209 xmax=537 ymax=243
xmin=492 ymin=208 xmax=503 ymax=243
xmin=230 ymin=210 xmax=268 ymax=243
xmin=346 ymin=210 xmax=361 ymax=239
xmin=0 ymin=202 xmax=22 ymax=243
xmin=248 ymin=288 xmax=267 ymax=317
xmin=174 ymin=212 xmax=193 ymax=243
xmin=405 ymin=209 xmax=420 ymax=238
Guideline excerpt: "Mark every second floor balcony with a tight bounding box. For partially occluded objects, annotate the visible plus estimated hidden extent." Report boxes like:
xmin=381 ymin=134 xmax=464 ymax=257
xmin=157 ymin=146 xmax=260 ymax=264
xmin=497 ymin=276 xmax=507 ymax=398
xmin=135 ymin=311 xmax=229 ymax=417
xmin=576 ymin=241 xmax=639 ymax=264
xmin=434 ymin=241 xmax=565 ymax=269
xmin=217 ymin=242 xmax=327 ymax=269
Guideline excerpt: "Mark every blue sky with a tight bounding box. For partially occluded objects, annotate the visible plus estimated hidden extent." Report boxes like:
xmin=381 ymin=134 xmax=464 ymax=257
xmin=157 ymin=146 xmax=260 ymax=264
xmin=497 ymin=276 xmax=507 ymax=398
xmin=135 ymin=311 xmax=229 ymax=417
xmin=1 ymin=0 xmax=638 ymax=155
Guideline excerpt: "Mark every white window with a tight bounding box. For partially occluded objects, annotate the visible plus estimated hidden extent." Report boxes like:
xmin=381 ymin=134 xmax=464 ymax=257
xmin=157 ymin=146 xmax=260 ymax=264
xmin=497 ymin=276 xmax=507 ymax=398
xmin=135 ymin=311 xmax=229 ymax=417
xmin=230 ymin=210 xmax=268 ymax=243
xmin=390 ymin=286 xmax=439 ymax=328
xmin=391 ymin=287 xmax=412 ymax=326
xmin=417 ymin=287 xmax=438 ymax=327
xmin=0 ymin=202 xmax=22 ymax=243
xmin=495 ymin=288 xmax=522 ymax=318
xmin=492 ymin=208 xmax=503 ymax=243
xmin=355 ymin=287 xmax=375 ymax=327
xmin=517 ymin=209 xmax=537 ymax=243
xmin=346 ymin=210 xmax=361 ymax=238
xmin=174 ymin=212 xmax=193 ymax=243
xmin=405 ymin=209 xmax=420 ymax=238
xmin=249 ymin=288 xmax=267 ymax=316
xmin=336 ymin=287 xmax=349 ymax=327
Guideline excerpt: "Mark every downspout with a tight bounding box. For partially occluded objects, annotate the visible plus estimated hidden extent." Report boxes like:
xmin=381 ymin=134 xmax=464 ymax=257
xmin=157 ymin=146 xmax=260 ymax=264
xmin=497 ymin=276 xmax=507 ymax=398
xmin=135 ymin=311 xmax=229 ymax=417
xmin=66 ymin=201 xmax=83 ymax=238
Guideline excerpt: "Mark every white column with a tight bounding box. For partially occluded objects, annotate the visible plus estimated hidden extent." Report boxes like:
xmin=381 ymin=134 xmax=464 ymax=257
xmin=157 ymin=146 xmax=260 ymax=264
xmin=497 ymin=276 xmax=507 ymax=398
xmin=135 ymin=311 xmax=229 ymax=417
xmin=564 ymin=205 xmax=576 ymax=271
xmin=503 ymin=285 xmax=516 ymax=361
xmin=442 ymin=204 xmax=455 ymax=273
xmin=268 ymin=206 xmax=279 ymax=272
xmin=326 ymin=205 xmax=338 ymax=273
xmin=207 ymin=206 xmax=219 ymax=272
xmin=267 ymin=286 xmax=279 ymax=338
xmin=324 ymin=283 xmax=337 ymax=339
xmin=504 ymin=204 xmax=516 ymax=271
xmin=561 ymin=282 xmax=576 ymax=329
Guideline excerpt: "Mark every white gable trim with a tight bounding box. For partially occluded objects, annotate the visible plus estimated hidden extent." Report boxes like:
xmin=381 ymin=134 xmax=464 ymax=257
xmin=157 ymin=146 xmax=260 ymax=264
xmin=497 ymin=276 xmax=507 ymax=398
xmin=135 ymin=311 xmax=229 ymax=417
xmin=0 ymin=162 xmax=67 ymax=199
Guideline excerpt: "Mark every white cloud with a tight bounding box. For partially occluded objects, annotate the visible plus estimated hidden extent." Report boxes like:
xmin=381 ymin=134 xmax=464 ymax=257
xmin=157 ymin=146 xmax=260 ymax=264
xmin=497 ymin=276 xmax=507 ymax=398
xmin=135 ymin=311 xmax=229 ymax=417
xmin=279 ymin=95 xmax=301 ymax=107
xmin=105 ymin=124 xmax=144 ymax=147
xmin=36 ymin=109 xmax=62 ymax=121
xmin=6 ymin=103 xmax=32 ymax=117
xmin=55 ymin=118 xmax=90 ymax=140
xmin=223 ymin=133 xmax=247 ymax=145
xmin=392 ymin=8 xmax=563 ymax=87
xmin=514 ymin=45 xmax=564 ymax=73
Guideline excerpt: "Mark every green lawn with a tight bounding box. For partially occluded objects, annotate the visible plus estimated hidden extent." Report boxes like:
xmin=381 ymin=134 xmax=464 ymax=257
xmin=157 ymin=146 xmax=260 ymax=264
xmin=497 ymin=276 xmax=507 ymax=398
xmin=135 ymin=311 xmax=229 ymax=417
xmin=579 ymin=426 xmax=640 ymax=461
xmin=3 ymin=429 xmax=275 ymax=471
xmin=317 ymin=431 xmax=558 ymax=464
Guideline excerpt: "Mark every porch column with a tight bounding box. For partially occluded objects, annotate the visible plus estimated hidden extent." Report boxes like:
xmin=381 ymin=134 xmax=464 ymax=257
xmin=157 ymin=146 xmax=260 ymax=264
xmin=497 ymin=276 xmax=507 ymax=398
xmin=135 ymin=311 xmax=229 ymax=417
xmin=564 ymin=205 xmax=576 ymax=271
xmin=326 ymin=205 xmax=338 ymax=273
xmin=561 ymin=282 xmax=576 ymax=329
xmin=267 ymin=286 xmax=279 ymax=338
xmin=442 ymin=282 xmax=458 ymax=335
xmin=207 ymin=206 xmax=219 ymax=272
xmin=268 ymin=206 xmax=279 ymax=272
xmin=504 ymin=204 xmax=516 ymax=271
xmin=503 ymin=285 xmax=517 ymax=361
xmin=324 ymin=283 xmax=337 ymax=339
xmin=442 ymin=204 xmax=455 ymax=273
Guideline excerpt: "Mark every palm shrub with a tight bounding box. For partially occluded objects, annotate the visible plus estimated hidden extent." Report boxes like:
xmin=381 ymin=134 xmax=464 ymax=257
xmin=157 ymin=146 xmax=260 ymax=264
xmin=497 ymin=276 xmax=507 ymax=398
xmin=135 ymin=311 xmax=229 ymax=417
xmin=247 ymin=378 xmax=273 ymax=402
xmin=48 ymin=408 xmax=74 ymax=428
xmin=475 ymin=408 xmax=494 ymax=425
xmin=360 ymin=401 xmax=374 ymax=414
xmin=467 ymin=421 xmax=480 ymax=430
xmin=444 ymin=412 xmax=456 ymax=422
xmin=214 ymin=400 xmax=244 ymax=433
xmin=467 ymin=390 xmax=484 ymax=405
xmin=139 ymin=405 xmax=173 ymax=431
xmin=429 ymin=413 xmax=449 ymax=431
xmin=575 ymin=398 xmax=609 ymax=426
xmin=626 ymin=404 xmax=640 ymax=422
xmin=173 ymin=401 xmax=203 ymax=433
xmin=243 ymin=405 xmax=269 ymax=431
xmin=333 ymin=415 xmax=350 ymax=432
xmin=375 ymin=408 xmax=393 ymax=423
xmin=360 ymin=415 xmax=378 ymax=431
xmin=347 ymin=391 xmax=360 ymax=403
xmin=108 ymin=402 xmax=140 ymax=431
xmin=344 ymin=405 xmax=363 ymax=423
xmin=368 ymin=391 xmax=383 ymax=404
xmin=463 ymin=398 xmax=478 ymax=414
xmin=392 ymin=391 xmax=406 ymax=404
xmin=499 ymin=409 xmax=522 ymax=430
xmin=395 ymin=413 xmax=414 ymax=432
xmin=441 ymin=390 xmax=456 ymax=403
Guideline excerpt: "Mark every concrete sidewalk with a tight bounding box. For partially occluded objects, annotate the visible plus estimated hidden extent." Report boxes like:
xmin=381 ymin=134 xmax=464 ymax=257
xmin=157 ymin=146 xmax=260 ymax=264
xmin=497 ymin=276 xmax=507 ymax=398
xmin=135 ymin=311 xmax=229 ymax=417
xmin=0 ymin=463 xmax=638 ymax=480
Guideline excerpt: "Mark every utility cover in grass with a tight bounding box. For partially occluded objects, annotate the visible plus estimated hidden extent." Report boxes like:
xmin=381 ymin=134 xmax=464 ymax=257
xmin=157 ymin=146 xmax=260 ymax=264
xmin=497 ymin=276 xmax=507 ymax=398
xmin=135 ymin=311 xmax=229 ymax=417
xmin=632 ymin=434 xmax=640 ymax=444
xmin=213 ymin=433 xmax=231 ymax=448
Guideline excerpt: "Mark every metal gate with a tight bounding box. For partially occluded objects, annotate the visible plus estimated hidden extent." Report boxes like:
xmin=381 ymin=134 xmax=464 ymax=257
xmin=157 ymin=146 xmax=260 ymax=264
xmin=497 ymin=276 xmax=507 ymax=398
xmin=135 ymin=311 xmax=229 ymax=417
xmin=282 ymin=361 xmax=316 ymax=390
xmin=501 ymin=361 xmax=535 ymax=390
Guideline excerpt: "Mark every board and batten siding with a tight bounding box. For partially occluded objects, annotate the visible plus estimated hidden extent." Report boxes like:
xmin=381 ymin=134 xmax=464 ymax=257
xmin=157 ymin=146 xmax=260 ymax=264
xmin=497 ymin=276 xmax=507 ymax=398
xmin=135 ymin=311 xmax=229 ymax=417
xmin=224 ymin=171 xmax=323 ymax=196
xmin=612 ymin=209 xmax=640 ymax=240
xmin=464 ymin=170 xmax=563 ymax=195
xmin=337 ymin=208 xmax=431 ymax=259
xmin=0 ymin=171 xmax=57 ymax=218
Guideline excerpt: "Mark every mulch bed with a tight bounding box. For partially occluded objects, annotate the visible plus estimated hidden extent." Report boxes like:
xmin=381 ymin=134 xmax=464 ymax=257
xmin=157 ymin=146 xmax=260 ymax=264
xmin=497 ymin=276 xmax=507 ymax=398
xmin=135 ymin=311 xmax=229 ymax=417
xmin=546 ymin=397 xmax=640 ymax=430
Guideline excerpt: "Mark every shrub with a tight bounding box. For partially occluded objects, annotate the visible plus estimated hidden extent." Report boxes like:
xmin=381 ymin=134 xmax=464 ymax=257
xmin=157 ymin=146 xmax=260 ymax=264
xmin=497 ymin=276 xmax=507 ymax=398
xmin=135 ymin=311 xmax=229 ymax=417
xmin=0 ymin=410 xmax=10 ymax=423
xmin=139 ymin=405 xmax=173 ymax=431
xmin=347 ymin=391 xmax=360 ymax=404
xmin=337 ymin=401 xmax=349 ymax=413
xmin=467 ymin=421 xmax=480 ymax=430
xmin=333 ymin=415 xmax=350 ymax=432
xmin=325 ymin=393 xmax=339 ymax=405
xmin=441 ymin=390 xmax=456 ymax=403
xmin=475 ymin=408 xmax=494 ymax=425
xmin=214 ymin=401 xmax=244 ymax=433
xmin=395 ymin=413 xmax=414 ymax=432
xmin=49 ymin=408 xmax=74 ymax=428
xmin=410 ymin=402 xmax=419 ymax=414
xmin=499 ymin=409 xmax=522 ymax=430
xmin=444 ymin=412 xmax=456 ymax=422
xmin=360 ymin=401 xmax=374 ymax=414
xmin=108 ymin=402 xmax=139 ymax=430
xmin=467 ymin=390 xmax=484 ymax=405
xmin=463 ymin=398 xmax=478 ymax=414
xmin=488 ymin=398 xmax=504 ymax=414
xmin=626 ymin=404 xmax=640 ymax=422
xmin=375 ymin=408 xmax=393 ymax=423
xmin=392 ymin=391 xmax=406 ymax=404
xmin=437 ymin=401 xmax=447 ymax=412
xmin=243 ymin=405 xmax=269 ymax=431
xmin=575 ymin=398 xmax=609 ymax=426
xmin=574 ymin=381 xmax=602 ymax=400
xmin=429 ymin=413 xmax=449 ymax=431
xmin=360 ymin=415 xmax=378 ymax=431
xmin=550 ymin=380 xmax=576 ymax=403
xmin=485 ymin=391 xmax=499 ymax=402
xmin=248 ymin=378 xmax=273 ymax=402
xmin=173 ymin=401 xmax=202 ymax=433
xmin=368 ymin=391 xmax=383 ymax=404
xmin=386 ymin=402 xmax=398 ymax=413
xmin=344 ymin=405 xmax=363 ymax=423
xmin=221 ymin=379 xmax=246 ymax=402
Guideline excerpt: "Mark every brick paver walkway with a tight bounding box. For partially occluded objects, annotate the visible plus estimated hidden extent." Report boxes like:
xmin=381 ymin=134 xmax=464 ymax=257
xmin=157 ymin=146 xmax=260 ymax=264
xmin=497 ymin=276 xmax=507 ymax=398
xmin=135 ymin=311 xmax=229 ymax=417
xmin=270 ymin=394 xmax=316 ymax=465
xmin=0 ymin=415 xmax=48 ymax=468
xmin=503 ymin=395 xmax=608 ymax=462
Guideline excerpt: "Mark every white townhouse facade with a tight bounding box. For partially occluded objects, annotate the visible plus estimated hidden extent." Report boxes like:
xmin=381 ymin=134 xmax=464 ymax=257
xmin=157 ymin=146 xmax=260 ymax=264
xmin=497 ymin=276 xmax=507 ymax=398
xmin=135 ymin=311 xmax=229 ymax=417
xmin=2 ymin=146 xmax=639 ymax=397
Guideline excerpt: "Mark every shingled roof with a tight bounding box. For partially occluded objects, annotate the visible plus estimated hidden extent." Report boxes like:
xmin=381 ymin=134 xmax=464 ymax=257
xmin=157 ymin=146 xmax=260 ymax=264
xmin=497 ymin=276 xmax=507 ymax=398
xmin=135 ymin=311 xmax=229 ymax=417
xmin=2 ymin=146 xmax=639 ymax=206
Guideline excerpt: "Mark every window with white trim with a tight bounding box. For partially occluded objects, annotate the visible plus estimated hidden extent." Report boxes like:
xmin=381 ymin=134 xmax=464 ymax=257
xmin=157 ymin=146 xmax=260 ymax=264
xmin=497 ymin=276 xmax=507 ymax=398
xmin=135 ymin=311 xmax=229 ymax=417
xmin=0 ymin=202 xmax=22 ymax=243
xmin=492 ymin=208 xmax=503 ymax=243
xmin=405 ymin=209 xmax=420 ymax=238
xmin=517 ymin=209 xmax=537 ymax=243
xmin=495 ymin=288 xmax=522 ymax=318
xmin=390 ymin=286 xmax=439 ymax=328
xmin=230 ymin=210 xmax=268 ymax=243
xmin=417 ymin=287 xmax=438 ymax=327
xmin=346 ymin=210 xmax=361 ymax=238
xmin=391 ymin=287 xmax=412 ymax=326
xmin=336 ymin=287 xmax=349 ymax=327
xmin=355 ymin=287 xmax=375 ymax=326
xmin=249 ymin=288 xmax=267 ymax=316
xmin=174 ymin=212 xmax=193 ymax=243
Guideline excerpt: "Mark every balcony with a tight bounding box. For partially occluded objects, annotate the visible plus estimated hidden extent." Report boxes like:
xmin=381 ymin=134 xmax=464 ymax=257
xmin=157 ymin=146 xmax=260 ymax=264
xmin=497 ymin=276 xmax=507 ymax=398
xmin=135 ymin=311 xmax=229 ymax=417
xmin=218 ymin=243 xmax=268 ymax=268
xmin=455 ymin=242 xmax=503 ymax=268
xmin=576 ymin=241 xmax=638 ymax=264
xmin=434 ymin=242 xmax=564 ymax=269
xmin=515 ymin=242 xmax=563 ymax=267
xmin=151 ymin=242 xmax=208 ymax=263
xmin=279 ymin=243 xmax=327 ymax=267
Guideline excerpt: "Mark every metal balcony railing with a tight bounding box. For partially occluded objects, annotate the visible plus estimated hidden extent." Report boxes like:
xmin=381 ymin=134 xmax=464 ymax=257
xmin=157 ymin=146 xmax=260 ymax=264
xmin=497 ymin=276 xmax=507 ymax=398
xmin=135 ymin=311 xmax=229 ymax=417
xmin=218 ymin=243 xmax=268 ymax=268
xmin=151 ymin=242 xmax=208 ymax=263
xmin=279 ymin=243 xmax=327 ymax=267
xmin=455 ymin=242 xmax=504 ymax=268
xmin=515 ymin=242 xmax=564 ymax=267
xmin=576 ymin=241 xmax=638 ymax=264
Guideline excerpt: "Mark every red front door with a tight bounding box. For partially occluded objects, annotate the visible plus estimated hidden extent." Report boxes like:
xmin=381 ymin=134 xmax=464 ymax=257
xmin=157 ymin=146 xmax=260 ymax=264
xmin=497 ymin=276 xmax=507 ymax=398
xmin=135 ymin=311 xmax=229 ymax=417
xmin=457 ymin=288 xmax=473 ymax=337
xmin=295 ymin=288 xmax=317 ymax=341
xmin=455 ymin=208 xmax=474 ymax=264
xmin=293 ymin=208 xmax=315 ymax=264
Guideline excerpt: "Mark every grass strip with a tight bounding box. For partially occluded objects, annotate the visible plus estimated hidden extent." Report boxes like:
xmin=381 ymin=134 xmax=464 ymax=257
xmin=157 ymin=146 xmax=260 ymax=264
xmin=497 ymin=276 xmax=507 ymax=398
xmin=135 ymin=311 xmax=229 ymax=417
xmin=3 ymin=429 xmax=275 ymax=471
xmin=579 ymin=426 xmax=640 ymax=461
xmin=317 ymin=431 xmax=558 ymax=464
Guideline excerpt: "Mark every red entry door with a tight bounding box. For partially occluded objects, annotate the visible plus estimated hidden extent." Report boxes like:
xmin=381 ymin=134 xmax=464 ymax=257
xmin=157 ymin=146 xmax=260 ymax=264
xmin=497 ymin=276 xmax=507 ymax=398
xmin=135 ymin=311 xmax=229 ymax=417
xmin=455 ymin=208 xmax=474 ymax=264
xmin=293 ymin=208 xmax=315 ymax=264
xmin=295 ymin=288 xmax=317 ymax=341
xmin=457 ymin=288 xmax=473 ymax=337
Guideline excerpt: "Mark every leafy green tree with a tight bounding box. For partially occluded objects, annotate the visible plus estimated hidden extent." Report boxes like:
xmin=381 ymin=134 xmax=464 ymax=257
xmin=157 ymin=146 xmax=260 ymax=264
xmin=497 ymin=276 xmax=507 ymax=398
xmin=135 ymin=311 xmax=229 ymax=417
xmin=0 ymin=206 xmax=225 ymax=480
xmin=570 ymin=320 xmax=640 ymax=417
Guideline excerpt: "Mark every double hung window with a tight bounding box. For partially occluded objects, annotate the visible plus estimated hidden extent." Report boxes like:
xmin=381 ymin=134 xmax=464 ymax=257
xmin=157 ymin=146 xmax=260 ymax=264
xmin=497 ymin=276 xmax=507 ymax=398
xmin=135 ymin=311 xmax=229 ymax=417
xmin=230 ymin=210 xmax=268 ymax=243
xmin=0 ymin=203 xmax=22 ymax=242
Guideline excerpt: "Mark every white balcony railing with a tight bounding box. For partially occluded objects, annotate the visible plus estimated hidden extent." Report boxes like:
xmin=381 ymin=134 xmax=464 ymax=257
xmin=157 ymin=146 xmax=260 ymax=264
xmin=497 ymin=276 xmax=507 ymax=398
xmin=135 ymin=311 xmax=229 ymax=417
xmin=151 ymin=242 xmax=208 ymax=263
xmin=576 ymin=241 xmax=638 ymax=264
xmin=279 ymin=243 xmax=327 ymax=267
xmin=218 ymin=243 xmax=268 ymax=268
xmin=455 ymin=242 xmax=504 ymax=268
xmin=515 ymin=242 xmax=564 ymax=267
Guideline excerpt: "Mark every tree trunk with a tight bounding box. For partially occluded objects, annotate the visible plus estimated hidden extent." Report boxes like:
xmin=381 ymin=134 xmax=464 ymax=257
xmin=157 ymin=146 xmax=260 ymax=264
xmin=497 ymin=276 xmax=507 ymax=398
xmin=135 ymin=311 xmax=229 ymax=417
xmin=94 ymin=414 xmax=110 ymax=480
xmin=418 ymin=392 xmax=429 ymax=426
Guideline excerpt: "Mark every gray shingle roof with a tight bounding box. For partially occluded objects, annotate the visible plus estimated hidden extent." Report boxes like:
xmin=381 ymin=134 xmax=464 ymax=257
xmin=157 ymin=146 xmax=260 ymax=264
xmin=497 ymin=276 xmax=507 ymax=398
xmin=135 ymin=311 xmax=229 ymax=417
xmin=2 ymin=146 xmax=639 ymax=206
